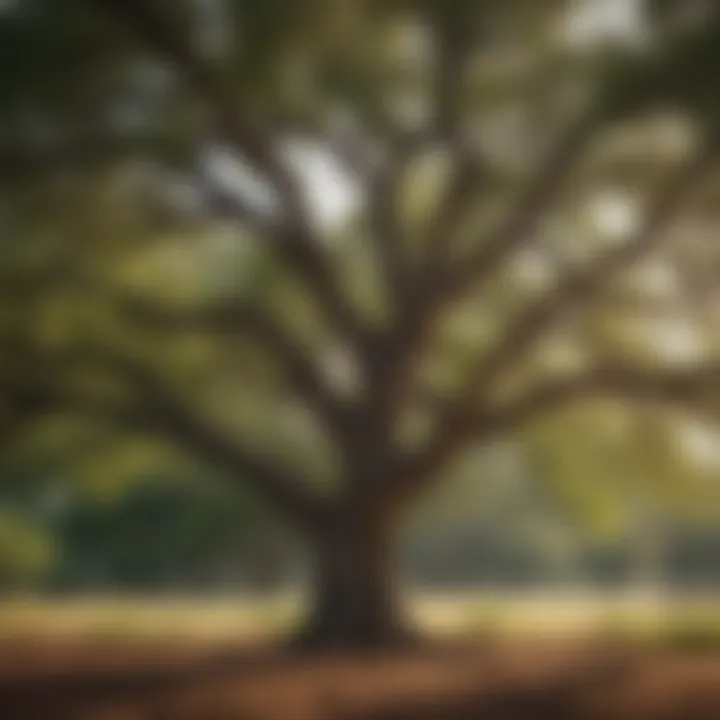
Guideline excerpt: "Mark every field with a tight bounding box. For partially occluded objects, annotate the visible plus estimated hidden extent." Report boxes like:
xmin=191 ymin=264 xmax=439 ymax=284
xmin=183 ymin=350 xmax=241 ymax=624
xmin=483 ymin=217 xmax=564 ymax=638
xmin=3 ymin=592 xmax=720 ymax=719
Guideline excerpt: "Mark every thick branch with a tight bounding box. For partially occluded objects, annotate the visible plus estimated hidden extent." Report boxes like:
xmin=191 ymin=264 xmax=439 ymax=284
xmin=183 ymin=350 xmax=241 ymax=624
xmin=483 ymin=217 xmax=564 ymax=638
xmin=201 ymin=174 xmax=368 ymax=343
xmin=396 ymin=360 xmax=720 ymax=500
xmin=4 ymin=259 xmax=357 ymax=451
xmin=421 ymin=151 xmax=484 ymax=273
xmin=482 ymin=364 xmax=720 ymax=436
xmin=120 ymin=295 xmax=356 ymax=448
xmin=429 ymin=115 xmax=598 ymax=310
xmin=87 ymin=0 xmax=288 ymax=201
xmin=356 ymin=116 xmax=598 ymax=440
xmin=398 ymin=130 xmax=720 ymax=496
xmin=367 ymin=141 xmax=418 ymax=314
xmin=3 ymin=347 xmax=329 ymax=528
xmin=88 ymin=0 xmax=365 ymax=347
xmin=360 ymin=129 xmax=481 ymax=439
xmin=360 ymin=122 xmax=582 ymax=446
xmin=463 ymin=134 xmax=720 ymax=397
xmin=431 ymin=3 xmax=475 ymax=141
xmin=139 ymin=380 xmax=330 ymax=529
xmin=355 ymin=156 xmax=481 ymax=456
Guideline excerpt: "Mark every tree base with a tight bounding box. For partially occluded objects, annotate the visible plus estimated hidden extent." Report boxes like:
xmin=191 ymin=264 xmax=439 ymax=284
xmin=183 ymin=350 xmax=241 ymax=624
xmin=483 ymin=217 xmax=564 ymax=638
xmin=295 ymin=512 xmax=413 ymax=653
xmin=289 ymin=613 xmax=419 ymax=653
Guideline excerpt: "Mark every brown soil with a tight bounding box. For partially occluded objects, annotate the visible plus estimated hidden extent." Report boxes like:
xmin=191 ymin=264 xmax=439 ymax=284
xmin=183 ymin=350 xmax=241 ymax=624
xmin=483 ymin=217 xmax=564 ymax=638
xmin=1 ymin=637 xmax=720 ymax=719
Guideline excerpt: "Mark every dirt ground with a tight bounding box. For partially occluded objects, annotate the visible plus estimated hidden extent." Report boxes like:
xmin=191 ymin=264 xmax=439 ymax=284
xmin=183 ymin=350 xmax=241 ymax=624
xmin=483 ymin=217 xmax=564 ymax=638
xmin=2 ymin=636 xmax=720 ymax=720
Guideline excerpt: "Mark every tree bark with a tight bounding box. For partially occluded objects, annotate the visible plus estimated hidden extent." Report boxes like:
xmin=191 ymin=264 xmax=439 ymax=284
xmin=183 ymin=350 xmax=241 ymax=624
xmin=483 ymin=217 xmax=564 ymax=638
xmin=295 ymin=506 xmax=412 ymax=650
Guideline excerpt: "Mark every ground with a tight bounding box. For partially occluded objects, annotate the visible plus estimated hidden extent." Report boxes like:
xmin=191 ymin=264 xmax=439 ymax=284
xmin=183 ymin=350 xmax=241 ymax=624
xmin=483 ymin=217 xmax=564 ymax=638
xmin=2 ymin=593 xmax=720 ymax=719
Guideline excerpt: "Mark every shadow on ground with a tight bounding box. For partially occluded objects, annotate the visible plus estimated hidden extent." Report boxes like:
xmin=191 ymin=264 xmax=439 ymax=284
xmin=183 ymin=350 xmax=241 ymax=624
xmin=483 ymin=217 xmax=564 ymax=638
xmin=1 ymin=638 xmax=719 ymax=719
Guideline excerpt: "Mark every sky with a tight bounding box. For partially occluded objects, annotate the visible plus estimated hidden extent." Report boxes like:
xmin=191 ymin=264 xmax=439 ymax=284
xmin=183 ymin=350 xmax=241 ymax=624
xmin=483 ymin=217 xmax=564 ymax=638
xmin=564 ymin=0 xmax=644 ymax=46
xmin=203 ymin=140 xmax=359 ymax=231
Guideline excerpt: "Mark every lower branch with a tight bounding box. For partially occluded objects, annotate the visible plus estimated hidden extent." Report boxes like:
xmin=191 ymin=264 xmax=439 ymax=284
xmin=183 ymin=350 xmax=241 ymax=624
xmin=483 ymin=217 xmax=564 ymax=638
xmin=432 ymin=129 xmax=720 ymax=451
xmin=395 ymin=358 xmax=720 ymax=502
xmin=3 ymin=346 xmax=331 ymax=530
xmin=481 ymin=363 xmax=720 ymax=436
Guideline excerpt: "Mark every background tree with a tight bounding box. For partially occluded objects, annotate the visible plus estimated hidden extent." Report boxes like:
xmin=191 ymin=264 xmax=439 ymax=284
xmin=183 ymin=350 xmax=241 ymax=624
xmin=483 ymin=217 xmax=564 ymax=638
xmin=3 ymin=0 xmax=720 ymax=648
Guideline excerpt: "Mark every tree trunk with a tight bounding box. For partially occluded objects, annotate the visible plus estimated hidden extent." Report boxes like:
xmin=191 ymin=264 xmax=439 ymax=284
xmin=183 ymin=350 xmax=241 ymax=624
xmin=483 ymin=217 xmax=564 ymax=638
xmin=295 ymin=507 xmax=411 ymax=650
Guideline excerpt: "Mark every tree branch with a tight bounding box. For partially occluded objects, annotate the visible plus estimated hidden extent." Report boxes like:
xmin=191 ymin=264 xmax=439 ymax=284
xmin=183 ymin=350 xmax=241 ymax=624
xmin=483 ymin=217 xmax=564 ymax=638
xmin=428 ymin=114 xmax=598 ymax=309
xmin=119 ymin=295 xmax=357 ymax=449
xmin=395 ymin=360 xmax=720 ymax=501
xmin=88 ymin=0 xmax=366 ymax=348
xmin=430 ymin=2 xmax=475 ymax=141
xmin=138 ymin=377 xmax=331 ymax=529
xmin=355 ymin=115 xmax=598 ymax=443
xmin=421 ymin=151 xmax=485 ymax=274
xmin=3 ymin=346 xmax=330 ymax=528
xmin=481 ymin=363 xmax=720 ymax=436
xmin=397 ymin=130 xmax=720 ymax=496
xmin=463 ymin=133 xmax=720 ymax=398
xmin=366 ymin=139 xmax=418 ymax=315
xmin=87 ymin=0 xmax=287 ymax=201
xmin=355 ymin=153 xmax=486 ymax=455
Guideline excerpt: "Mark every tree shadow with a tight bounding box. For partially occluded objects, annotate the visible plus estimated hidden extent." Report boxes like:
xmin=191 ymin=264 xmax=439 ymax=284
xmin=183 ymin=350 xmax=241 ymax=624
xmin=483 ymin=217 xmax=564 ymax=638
xmin=0 ymin=640 xmax=678 ymax=720
xmin=0 ymin=644 xmax=294 ymax=719
xmin=337 ymin=652 xmax=644 ymax=720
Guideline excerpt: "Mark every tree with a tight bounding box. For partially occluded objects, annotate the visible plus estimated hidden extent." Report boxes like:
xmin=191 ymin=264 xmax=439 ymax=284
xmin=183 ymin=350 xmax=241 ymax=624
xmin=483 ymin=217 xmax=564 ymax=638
xmin=3 ymin=0 xmax=720 ymax=648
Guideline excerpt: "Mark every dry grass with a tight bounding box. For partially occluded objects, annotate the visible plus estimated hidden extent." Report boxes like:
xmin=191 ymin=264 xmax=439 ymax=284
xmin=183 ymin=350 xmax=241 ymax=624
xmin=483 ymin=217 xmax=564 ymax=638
xmin=3 ymin=589 xmax=716 ymax=640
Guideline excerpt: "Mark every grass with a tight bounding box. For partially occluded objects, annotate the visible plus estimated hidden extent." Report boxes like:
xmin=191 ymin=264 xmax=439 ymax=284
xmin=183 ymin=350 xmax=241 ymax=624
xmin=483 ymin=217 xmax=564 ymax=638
xmin=0 ymin=594 xmax=299 ymax=642
xmin=3 ymin=589 xmax=720 ymax=647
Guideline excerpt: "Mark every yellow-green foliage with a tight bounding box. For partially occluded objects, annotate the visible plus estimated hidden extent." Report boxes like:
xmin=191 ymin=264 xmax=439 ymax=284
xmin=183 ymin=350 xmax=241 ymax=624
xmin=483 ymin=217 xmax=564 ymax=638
xmin=0 ymin=509 xmax=55 ymax=587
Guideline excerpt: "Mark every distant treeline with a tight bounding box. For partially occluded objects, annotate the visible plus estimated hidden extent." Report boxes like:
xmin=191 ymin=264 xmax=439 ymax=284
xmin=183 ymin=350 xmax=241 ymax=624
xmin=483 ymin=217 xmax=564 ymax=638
xmin=2 ymin=480 xmax=720 ymax=593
